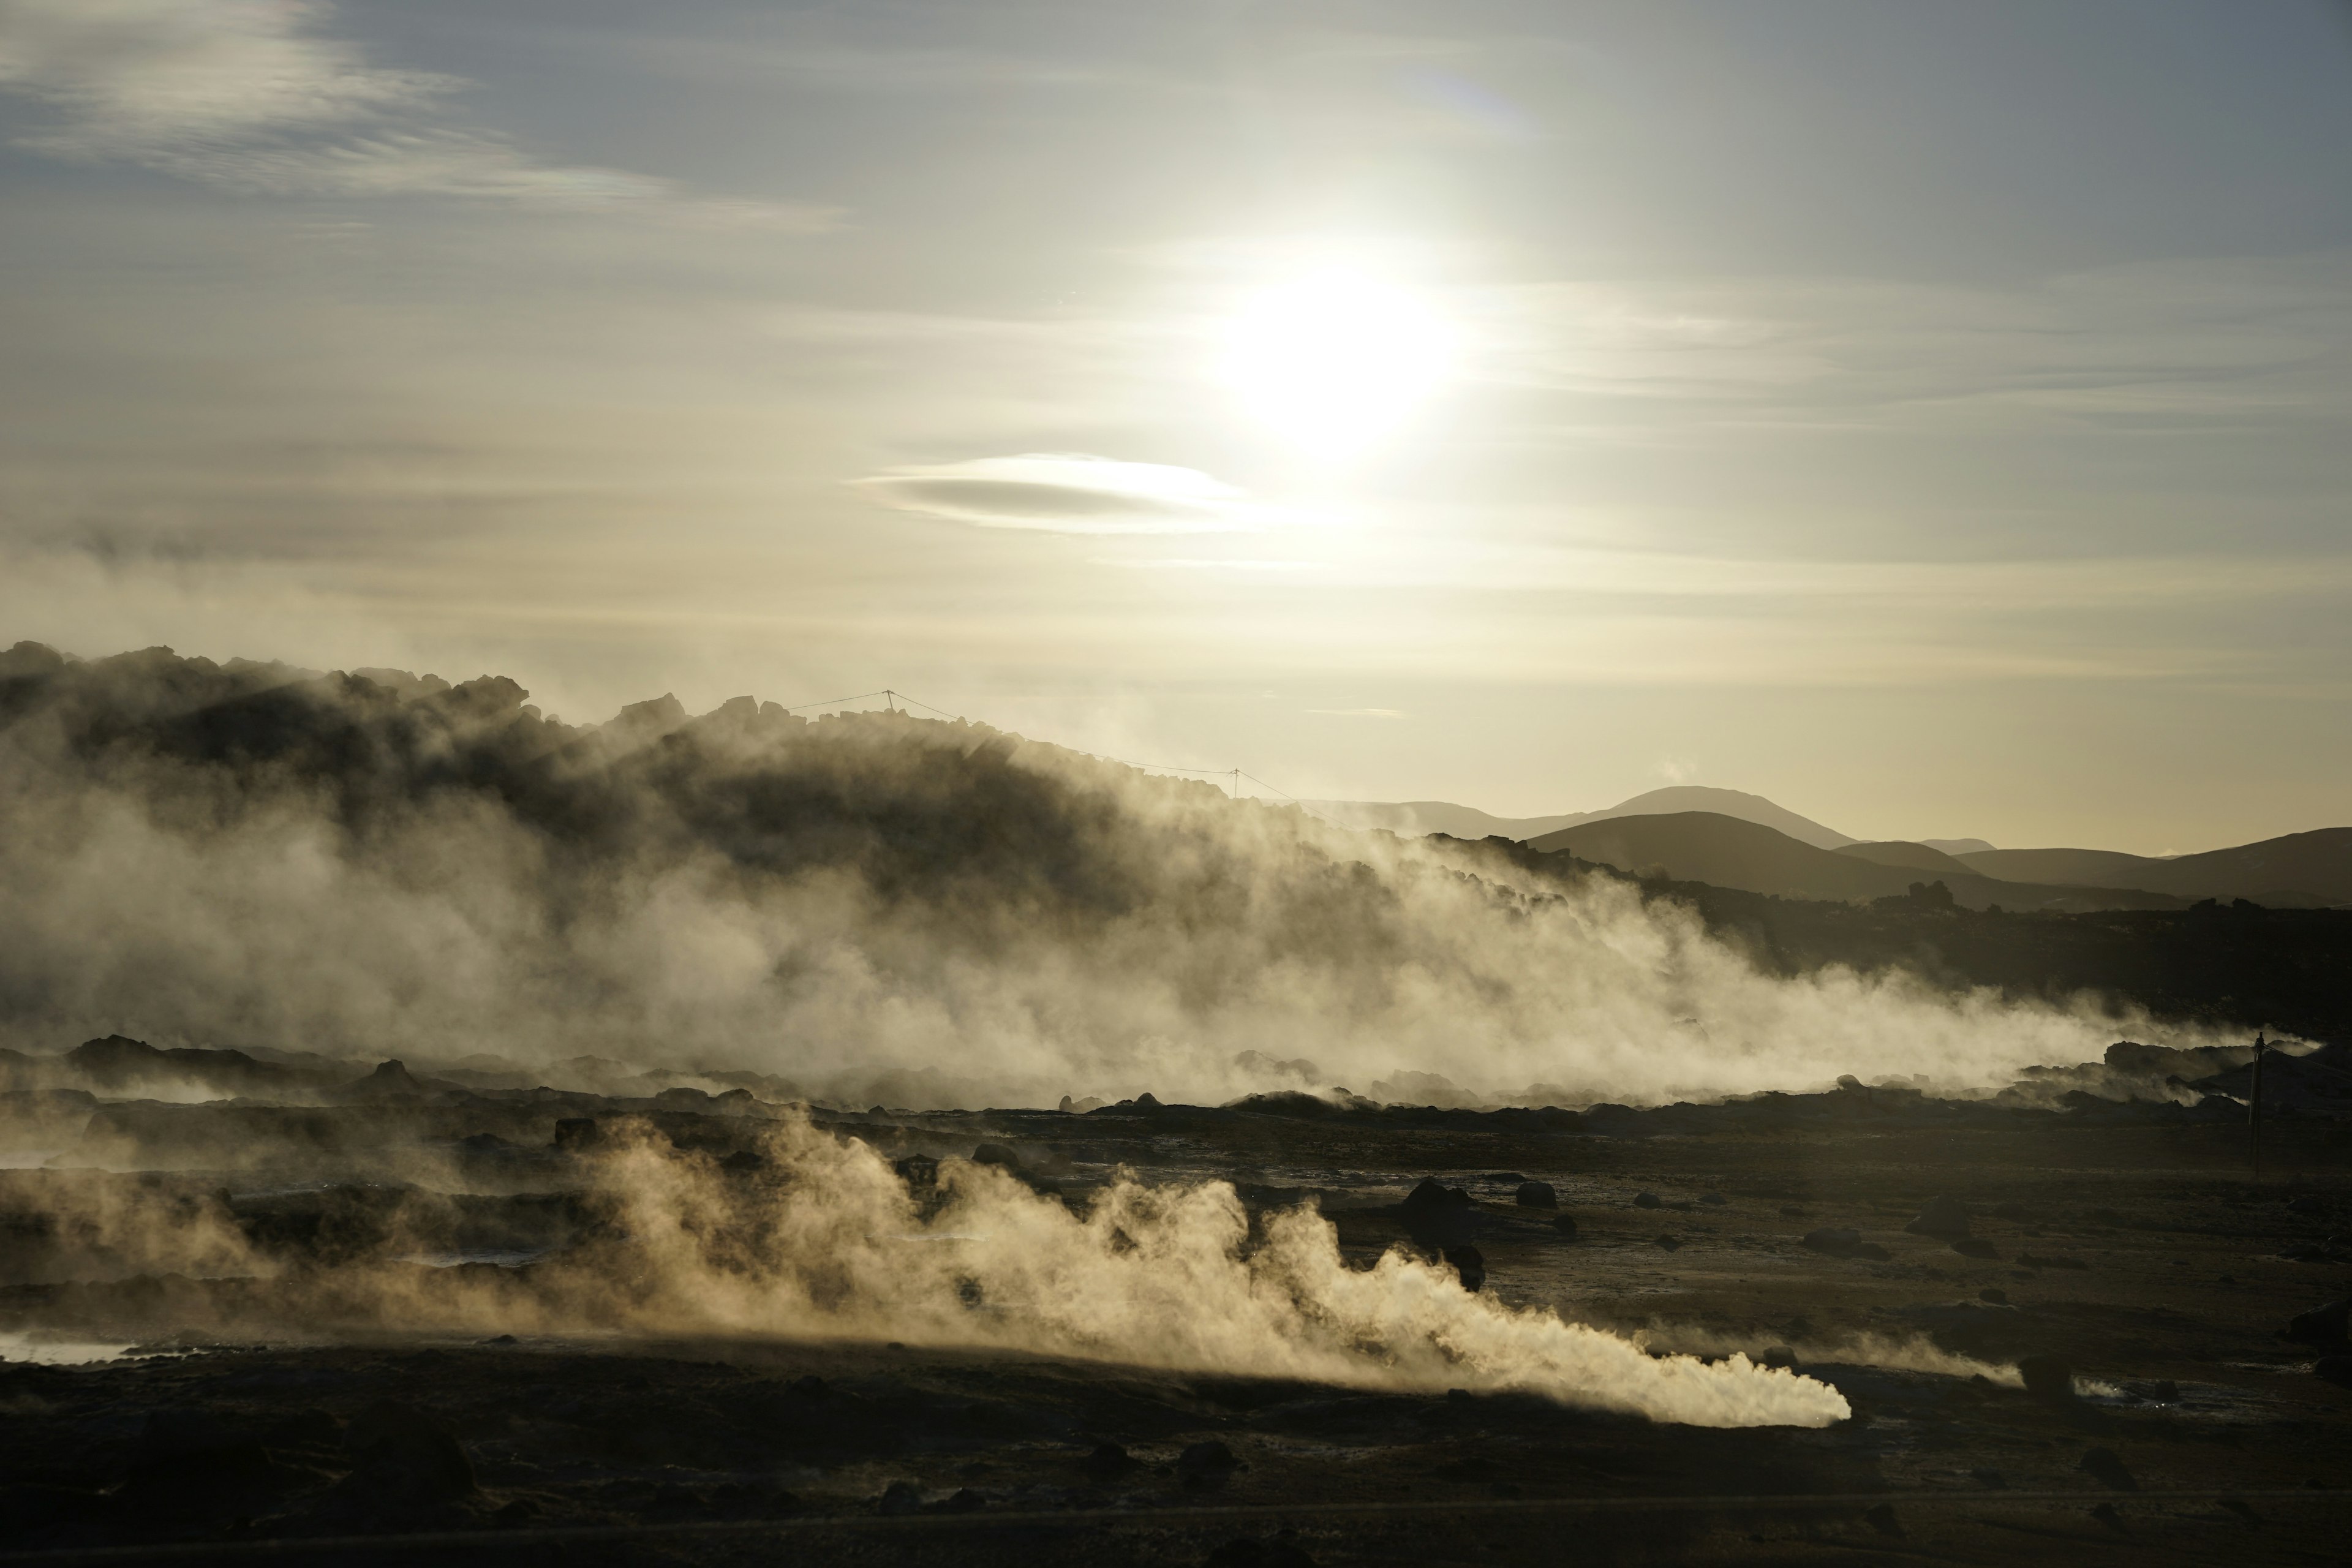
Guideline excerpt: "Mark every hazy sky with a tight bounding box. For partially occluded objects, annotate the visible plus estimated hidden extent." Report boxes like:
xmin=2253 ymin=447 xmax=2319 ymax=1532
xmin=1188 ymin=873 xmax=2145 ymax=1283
xmin=2 ymin=1 xmax=2347 ymax=853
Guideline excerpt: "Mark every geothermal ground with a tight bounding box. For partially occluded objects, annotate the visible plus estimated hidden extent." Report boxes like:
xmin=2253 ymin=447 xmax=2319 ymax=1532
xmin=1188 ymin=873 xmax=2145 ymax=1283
xmin=4 ymin=1052 xmax=2350 ymax=1565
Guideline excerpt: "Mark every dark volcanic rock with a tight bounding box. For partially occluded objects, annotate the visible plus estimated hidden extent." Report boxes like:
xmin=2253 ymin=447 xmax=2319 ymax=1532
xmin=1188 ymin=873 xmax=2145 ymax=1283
xmin=1082 ymin=1441 xmax=1137 ymax=1480
xmin=1445 ymin=1245 xmax=1486 ymax=1290
xmin=1632 ymin=1191 xmax=1662 ymax=1209
xmin=2078 ymin=1447 xmax=2137 ymax=1491
xmin=1513 ymin=1180 xmax=1557 ymax=1209
xmin=1402 ymin=1178 xmax=1472 ymax=1209
xmin=1178 ymin=1440 xmax=1239 ymax=1483
xmin=1951 ymin=1237 xmax=1999 ymax=1259
xmin=1802 ymin=1227 xmax=1863 ymax=1258
xmin=1551 ymin=1213 xmax=1578 ymax=1238
xmin=2018 ymin=1355 xmax=2075 ymax=1403
xmin=2287 ymin=1298 xmax=2349 ymax=1346
xmin=971 ymin=1142 xmax=1020 ymax=1170
xmin=2315 ymin=1355 xmax=2352 ymax=1389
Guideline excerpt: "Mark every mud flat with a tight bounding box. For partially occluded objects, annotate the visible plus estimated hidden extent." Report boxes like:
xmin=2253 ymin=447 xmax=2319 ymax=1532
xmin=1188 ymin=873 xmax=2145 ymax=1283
xmin=0 ymin=1064 xmax=2346 ymax=1564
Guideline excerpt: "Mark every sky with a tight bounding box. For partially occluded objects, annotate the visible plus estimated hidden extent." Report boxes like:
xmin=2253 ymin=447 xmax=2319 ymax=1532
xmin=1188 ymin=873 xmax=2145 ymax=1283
xmin=0 ymin=1 xmax=2347 ymax=854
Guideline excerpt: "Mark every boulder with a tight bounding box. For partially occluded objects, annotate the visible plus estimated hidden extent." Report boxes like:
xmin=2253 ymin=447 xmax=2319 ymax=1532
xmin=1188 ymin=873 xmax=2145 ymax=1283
xmin=1632 ymin=1192 xmax=1662 ymax=1209
xmin=1178 ymin=1440 xmax=1239 ymax=1487
xmin=1402 ymin=1178 xmax=1472 ymax=1209
xmin=2078 ymin=1447 xmax=2137 ymax=1491
xmin=1444 ymin=1246 xmax=1486 ymax=1291
xmin=1551 ymin=1213 xmax=1579 ymax=1240
xmin=1951 ymin=1237 xmax=1999 ymax=1259
xmin=2018 ymin=1355 xmax=2074 ymax=1403
xmin=1904 ymin=1196 xmax=1971 ymax=1238
xmin=1081 ymin=1441 xmax=1136 ymax=1480
xmin=971 ymin=1143 xmax=1020 ymax=1170
xmin=2286 ymin=1299 xmax=2349 ymax=1346
xmin=1514 ymin=1180 xmax=1557 ymax=1210
xmin=2315 ymin=1356 xmax=2352 ymax=1389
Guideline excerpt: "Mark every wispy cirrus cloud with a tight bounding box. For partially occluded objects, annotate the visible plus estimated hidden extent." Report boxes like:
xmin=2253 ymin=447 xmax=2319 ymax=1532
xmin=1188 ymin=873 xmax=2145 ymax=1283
xmin=854 ymin=454 xmax=1268 ymax=535
xmin=0 ymin=0 xmax=831 ymax=227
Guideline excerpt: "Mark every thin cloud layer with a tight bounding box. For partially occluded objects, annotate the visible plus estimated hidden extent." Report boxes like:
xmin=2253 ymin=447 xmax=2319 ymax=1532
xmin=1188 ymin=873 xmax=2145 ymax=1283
xmin=856 ymin=454 xmax=1265 ymax=534
xmin=0 ymin=0 xmax=830 ymax=225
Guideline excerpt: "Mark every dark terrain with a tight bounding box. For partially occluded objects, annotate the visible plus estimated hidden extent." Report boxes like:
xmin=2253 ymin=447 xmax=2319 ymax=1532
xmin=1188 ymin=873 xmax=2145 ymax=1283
xmin=4 ymin=1049 xmax=2351 ymax=1565
xmin=4 ymin=643 xmax=2351 ymax=1564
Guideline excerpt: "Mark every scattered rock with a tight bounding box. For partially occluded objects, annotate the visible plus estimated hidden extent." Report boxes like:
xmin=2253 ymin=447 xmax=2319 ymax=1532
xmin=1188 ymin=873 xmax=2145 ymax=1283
xmin=2018 ymin=1355 xmax=2075 ymax=1403
xmin=1978 ymin=1287 xmax=2008 ymax=1304
xmin=1402 ymin=1178 xmax=1472 ymax=1209
xmin=1653 ymin=1234 xmax=1681 ymax=1251
xmin=1864 ymin=1502 xmax=1902 ymax=1537
xmin=1905 ymin=1195 xmax=1971 ymax=1238
xmin=2078 ymin=1447 xmax=2136 ymax=1491
xmin=1178 ymin=1440 xmax=1239 ymax=1487
xmin=1514 ymin=1180 xmax=1557 ymax=1210
xmin=1444 ymin=1245 xmax=1486 ymax=1291
xmin=1551 ymin=1213 xmax=1578 ymax=1239
xmin=875 ymin=1479 xmax=924 ymax=1515
xmin=2314 ymin=1356 xmax=2352 ymax=1389
xmin=1482 ymin=1172 xmax=1526 ymax=1183
xmin=1632 ymin=1192 xmax=1662 ymax=1209
xmin=2286 ymin=1299 xmax=2349 ymax=1346
xmin=1700 ymin=1192 xmax=1727 ymax=1206
xmin=1081 ymin=1441 xmax=1136 ymax=1480
xmin=1951 ymin=1237 xmax=1999 ymax=1259
xmin=971 ymin=1143 xmax=1020 ymax=1170
xmin=2017 ymin=1253 xmax=2089 ymax=1271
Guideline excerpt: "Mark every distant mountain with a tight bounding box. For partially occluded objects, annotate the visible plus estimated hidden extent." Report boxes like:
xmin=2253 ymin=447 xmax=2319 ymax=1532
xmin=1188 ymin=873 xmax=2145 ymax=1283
xmin=1307 ymin=785 xmax=1855 ymax=850
xmin=1958 ymin=827 xmax=2352 ymax=907
xmin=1919 ymin=837 xmax=1996 ymax=855
xmin=1530 ymin=812 xmax=2187 ymax=912
xmin=1835 ymin=841 xmax=1978 ymax=876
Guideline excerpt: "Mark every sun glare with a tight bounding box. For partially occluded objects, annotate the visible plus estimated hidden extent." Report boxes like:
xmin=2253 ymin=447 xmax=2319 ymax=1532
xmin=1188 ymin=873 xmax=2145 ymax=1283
xmin=1218 ymin=271 xmax=1456 ymax=456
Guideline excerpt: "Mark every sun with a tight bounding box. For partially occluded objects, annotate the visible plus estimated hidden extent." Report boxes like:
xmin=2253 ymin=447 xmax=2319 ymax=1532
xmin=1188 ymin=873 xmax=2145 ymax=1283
xmin=1217 ymin=271 xmax=1456 ymax=456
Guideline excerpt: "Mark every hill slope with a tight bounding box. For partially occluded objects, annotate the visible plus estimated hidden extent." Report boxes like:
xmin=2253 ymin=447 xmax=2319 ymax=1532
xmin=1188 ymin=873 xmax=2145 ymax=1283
xmin=1959 ymin=829 xmax=2352 ymax=907
xmin=1836 ymin=841 xmax=1978 ymax=876
xmin=1532 ymin=812 xmax=2185 ymax=912
xmin=1310 ymin=784 xmax=1854 ymax=849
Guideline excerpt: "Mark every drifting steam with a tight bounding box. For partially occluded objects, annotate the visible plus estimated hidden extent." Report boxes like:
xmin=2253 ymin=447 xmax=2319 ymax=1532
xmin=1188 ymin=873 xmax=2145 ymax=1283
xmin=0 ymin=641 xmax=2182 ymax=1107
